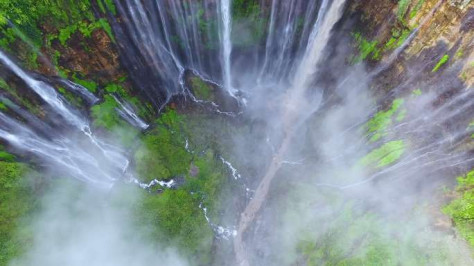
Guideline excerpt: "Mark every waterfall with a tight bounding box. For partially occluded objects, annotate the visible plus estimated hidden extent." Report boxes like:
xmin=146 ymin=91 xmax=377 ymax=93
xmin=113 ymin=0 xmax=334 ymax=108
xmin=234 ymin=0 xmax=347 ymax=264
xmin=0 ymin=51 xmax=88 ymax=131
xmin=112 ymin=95 xmax=149 ymax=130
xmin=219 ymin=0 xmax=235 ymax=96
xmin=0 ymin=51 xmax=136 ymax=188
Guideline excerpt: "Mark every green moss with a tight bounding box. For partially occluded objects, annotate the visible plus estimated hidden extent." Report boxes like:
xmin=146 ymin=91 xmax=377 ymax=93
xmin=397 ymin=0 xmax=412 ymax=21
xmin=97 ymin=0 xmax=117 ymax=16
xmin=0 ymin=0 xmax=95 ymax=48
xmin=352 ymin=32 xmax=381 ymax=63
xmin=0 ymin=162 xmax=36 ymax=265
xmin=294 ymin=204 xmax=452 ymax=265
xmin=360 ymin=140 xmax=406 ymax=168
xmin=190 ymin=77 xmax=214 ymax=101
xmin=0 ymin=145 xmax=15 ymax=162
xmin=409 ymin=0 xmax=425 ymax=19
xmin=134 ymin=110 xmax=192 ymax=182
xmin=58 ymin=24 xmax=78 ymax=46
xmin=385 ymin=28 xmax=411 ymax=51
xmin=432 ymin=54 xmax=450 ymax=72
xmin=55 ymin=18 xmax=115 ymax=46
xmin=138 ymin=189 xmax=213 ymax=264
xmin=366 ymin=99 xmax=404 ymax=142
xmin=91 ymin=95 xmax=121 ymax=130
xmin=468 ymin=121 xmax=474 ymax=139
xmin=72 ymin=75 xmax=98 ymax=93
xmin=412 ymin=88 xmax=422 ymax=96
xmin=455 ymin=49 xmax=464 ymax=60
xmin=443 ymin=170 xmax=474 ymax=247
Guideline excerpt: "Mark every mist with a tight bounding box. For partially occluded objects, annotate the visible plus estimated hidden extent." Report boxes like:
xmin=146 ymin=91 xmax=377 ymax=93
xmin=8 ymin=179 xmax=188 ymax=266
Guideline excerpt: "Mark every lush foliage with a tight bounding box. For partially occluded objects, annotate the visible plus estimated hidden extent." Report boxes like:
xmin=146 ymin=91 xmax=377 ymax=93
xmin=444 ymin=170 xmax=474 ymax=247
xmin=432 ymin=54 xmax=450 ymax=72
xmin=352 ymin=32 xmax=381 ymax=63
xmin=385 ymin=28 xmax=411 ymax=51
xmin=138 ymin=189 xmax=213 ymax=264
xmin=231 ymin=0 xmax=267 ymax=47
xmin=366 ymin=99 xmax=405 ymax=142
xmin=190 ymin=77 xmax=214 ymax=101
xmin=0 ymin=162 xmax=36 ymax=265
xmin=360 ymin=140 xmax=406 ymax=168
xmin=134 ymin=109 xmax=191 ymax=182
xmin=0 ymin=0 xmax=95 ymax=47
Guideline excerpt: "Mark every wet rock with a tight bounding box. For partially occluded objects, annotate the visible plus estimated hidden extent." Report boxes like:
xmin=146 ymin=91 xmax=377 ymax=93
xmin=189 ymin=163 xmax=199 ymax=177
xmin=184 ymin=70 xmax=241 ymax=113
xmin=460 ymin=8 xmax=474 ymax=32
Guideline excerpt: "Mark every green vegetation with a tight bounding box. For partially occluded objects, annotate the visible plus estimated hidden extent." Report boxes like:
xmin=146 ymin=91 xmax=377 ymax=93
xmin=366 ymin=99 xmax=405 ymax=142
xmin=90 ymin=94 xmax=140 ymax=147
xmin=397 ymin=0 xmax=412 ymax=21
xmin=432 ymin=54 xmax=450 ymax=72
xmin=352 ymin=32 xmax=381 ymax=63
xmin=97 ymin=0 xmax=117 ymax=16
xmin=360 ymin=140 xmax=406 ymax=168
xmin=138 ymin=189 xmax=213 ymax=264
xmin=134 ymin=109 xmax=233 ymax=263
xmin=443 ymin=170 xmax=474 ymax=247
xmin=232 ymin=0 xmax=267 ymax=47
xmin=409 ymin=0 xmax=425 ymax=19
xmin=134 ymin=111 xmax=192 ymax=182
xmin=469 ymin=121 xmax=474 ymax=139
xmin=384 ymin=28 xmax=411 ymax=51
xmin=72 ymin=75 xmax=98 ymax=93
xmin=0 ymin=0 xmax=95 ymax=47
xmin=287 ymin=189 xmax=457 ymax=266
xmin=190 ymin=76 xmax=214 ymax=101
xmin=0 ymin=146 xmax=15 ymax=162
xmin=55 ymin=18 xmax=115 ymax=46
xmin=0 ymin=162 xmax=37 ymax=265
xmin=232 ymin=0 xmax=260 ymax=18
xmin=91 ymin=95 xmax=121 ymax=130
xmin=412 ymin=88 xmax=422 ymax=96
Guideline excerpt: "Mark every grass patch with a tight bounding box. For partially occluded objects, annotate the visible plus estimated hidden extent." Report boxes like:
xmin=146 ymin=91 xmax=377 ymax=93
xmin=366 ymin=99 xmax=404 ymax=142
xmin=385 ymin=28 xmax=411 ymax=51
xmin=190 ymin=77 xmax=214 ymax=101
xmin=138 ymin=189 xmax=213 ymax=264
xmin=432 ymin=54 xmax=450 ymax=72
xmin=352 ymin=32 xmax=381 ymax=63
xmin=412 ymin=88 xmax=422 ymax=96
xmin=0 ymin=162 xmax=38 ymax=265
xmin=360 ymin=140 xmax=406 ymax=168
xmin=443 ymin=170 xmax=474 ymax=247
xmin=134 ymin=109 xmax=192 ymax=182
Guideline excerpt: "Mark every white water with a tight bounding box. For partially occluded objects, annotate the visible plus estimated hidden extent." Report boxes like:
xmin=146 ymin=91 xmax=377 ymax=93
xmin=60 ymin=79 xmax=99 ymax=105
xmin=0 ymin=51 xmax=88 ymax=131
xmin=0 ymin=51 xmax=135 ymax=188
xmin=234 ymin=0 xmax=347 ymax=264
xmin=112 ymin=95 xmax=149 ymax=130
xmin=219 ymin=0 xmax=236 ymax=97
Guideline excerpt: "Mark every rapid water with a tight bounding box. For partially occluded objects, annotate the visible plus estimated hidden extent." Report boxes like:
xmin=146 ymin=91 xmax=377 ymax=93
xmin=0 ymin=51 xmax=148 ymax=188
xmin=234 ymin=1 xmax=347 ymax=264
xmin=219 ymin=0 xmax=235 ymax=96
xmin=113 ymin=0 xmax=332 ymax=106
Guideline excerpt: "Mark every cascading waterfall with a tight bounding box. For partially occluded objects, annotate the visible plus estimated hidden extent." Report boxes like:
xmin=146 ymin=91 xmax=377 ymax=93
xmin=0 ymin=51 xmax=147 ymax=189
xmin=234 ymin=0 xmax=347 ymax=264
xmin=113 ymin=0 xmax=333 ymax=106
xmin=218 ymin=0 xmax=235 ymax=96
